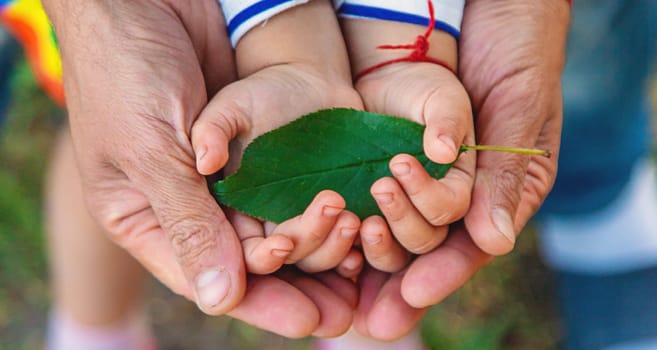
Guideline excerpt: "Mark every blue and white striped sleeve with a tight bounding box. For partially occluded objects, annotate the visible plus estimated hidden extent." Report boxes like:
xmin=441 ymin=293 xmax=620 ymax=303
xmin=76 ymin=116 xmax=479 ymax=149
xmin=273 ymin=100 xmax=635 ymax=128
xmin=334 ymin=0 xmax=465 ymax=40
xmin=218 ymin=0 xmax=465 ymax=47
xmin=219 ymin=0 xmax=311 ymax=47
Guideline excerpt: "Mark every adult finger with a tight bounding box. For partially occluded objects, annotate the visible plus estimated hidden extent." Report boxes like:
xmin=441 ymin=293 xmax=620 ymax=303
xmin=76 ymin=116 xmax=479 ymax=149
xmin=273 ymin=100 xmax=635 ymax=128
xmin=401 ymin=223 xmax=493 ymax=308
xmin=459 ymin=0 xmax=568 ymax=256
xmin=278 ymin=269 xmax=355 ymax=338
xmin=353 ymin=266 xmax=389 ymax=337
xmin=354 ymin=266 xmax=426 ymax=341
xmin=314 ymin=271 xmax=360 ymax=309
xmin=227 ymin=274 xmax=319 ymax=338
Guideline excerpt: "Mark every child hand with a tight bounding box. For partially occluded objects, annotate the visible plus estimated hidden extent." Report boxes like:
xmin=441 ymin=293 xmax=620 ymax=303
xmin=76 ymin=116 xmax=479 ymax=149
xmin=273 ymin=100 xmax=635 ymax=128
xmin=341 ymin=16 xmax=476 ymax=273
xmin=192 ymin=0 xmax=364 ymax=279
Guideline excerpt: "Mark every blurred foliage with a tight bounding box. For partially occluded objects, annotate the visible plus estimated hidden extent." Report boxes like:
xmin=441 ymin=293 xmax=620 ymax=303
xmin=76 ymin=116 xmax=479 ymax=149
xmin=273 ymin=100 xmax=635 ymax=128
xmin=0 ymin=56 xmax=560 ymax=349
xmin=0 ymin=58 xmax=62 ymax=349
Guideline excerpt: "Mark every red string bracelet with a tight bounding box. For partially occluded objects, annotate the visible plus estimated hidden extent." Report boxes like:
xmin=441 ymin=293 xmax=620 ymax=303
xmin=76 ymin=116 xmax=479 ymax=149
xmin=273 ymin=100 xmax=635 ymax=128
xmin=355 ymin=0 xmax=456 ymax=81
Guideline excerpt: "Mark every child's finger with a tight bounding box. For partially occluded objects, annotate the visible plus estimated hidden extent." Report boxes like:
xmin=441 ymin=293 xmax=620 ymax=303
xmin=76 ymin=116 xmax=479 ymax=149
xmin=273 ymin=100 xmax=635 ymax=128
xmin=190 ymin=83 xmax=252 ymax=175
xmin=242 ymin=234 xmax=294 ymax=275
xmin=360 ymin=215 xmax=412 ymax=272
xmin=370 ymin=174 xmax=448 ymax=255
xmin=271 ymin=190 xmax=346 ymax=263
xmin=389 ymin=154 xmax=472 ymax=229
xmin=229 ymin=210 xmax=292 ymax=274
xmin=335 ymin=249 xmax=365 ymax=280
xmin=422 ymin=72 xmax=473 ymax=164
xmin=296 ymin=211 xmax=360 ymax=273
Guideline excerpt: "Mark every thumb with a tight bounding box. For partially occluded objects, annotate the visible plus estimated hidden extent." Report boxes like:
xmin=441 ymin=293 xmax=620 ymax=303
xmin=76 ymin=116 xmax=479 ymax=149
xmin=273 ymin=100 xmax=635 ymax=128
xmin=421 ymin=71 xmax=474 ymax=165
xmin=464 ymin=82 xmax=561 ymax=256
xmin=125 ymin=137 xmax=247 ymax=315
xmin=191 ymin=84 xmax=252 ymax=175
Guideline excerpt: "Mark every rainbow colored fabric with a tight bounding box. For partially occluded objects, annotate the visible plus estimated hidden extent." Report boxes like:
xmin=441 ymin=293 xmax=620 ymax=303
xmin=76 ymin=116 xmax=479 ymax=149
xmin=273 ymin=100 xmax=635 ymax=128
xmin=1 ymin=0 xmax=63 ymax=105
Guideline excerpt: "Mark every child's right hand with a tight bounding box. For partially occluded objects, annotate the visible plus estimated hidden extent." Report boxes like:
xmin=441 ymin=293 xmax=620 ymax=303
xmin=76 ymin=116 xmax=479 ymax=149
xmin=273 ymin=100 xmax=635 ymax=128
xmin=192 ymin=0 xmax=365 ymax=284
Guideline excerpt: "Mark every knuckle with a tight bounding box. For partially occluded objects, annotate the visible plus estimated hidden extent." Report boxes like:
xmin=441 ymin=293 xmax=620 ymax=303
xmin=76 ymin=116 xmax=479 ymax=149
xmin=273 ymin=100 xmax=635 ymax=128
xmin=95 ymin=201 xmax=148 ymax=245
xmin=493 ymin=157 xmax=527 ymax=208
xmin=168 ymin=220 xmax=217 ymax=265
xmin=423 ymin=198 xmax=468 ymax=226
xmin=306 ymin=228 xmax=327 ymax=243
xmin=204 ymin=113 xmax=241 ymax=141
xmin=383 ymin=202 xmax=407 ymax=223
xmin=117 ymin=121 xmax=196 ymax=180
xmin=396 ymin=170 xmax=425 ymax=197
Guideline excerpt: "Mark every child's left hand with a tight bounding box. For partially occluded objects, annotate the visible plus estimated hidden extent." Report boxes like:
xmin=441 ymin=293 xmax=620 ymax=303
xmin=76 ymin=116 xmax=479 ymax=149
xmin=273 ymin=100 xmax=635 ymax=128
xmin=342 ymin=17 xmax=476 ymax=273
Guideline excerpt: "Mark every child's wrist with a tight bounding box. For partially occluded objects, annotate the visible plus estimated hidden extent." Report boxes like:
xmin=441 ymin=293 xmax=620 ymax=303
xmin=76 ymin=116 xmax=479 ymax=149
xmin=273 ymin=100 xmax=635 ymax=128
xmin=234 ymin=0 xmax=351 ymax=81
xmin=219 ymin=0 xmax=312 ymax=47
xmin=342 ymin=18 xmax=458 ymax=78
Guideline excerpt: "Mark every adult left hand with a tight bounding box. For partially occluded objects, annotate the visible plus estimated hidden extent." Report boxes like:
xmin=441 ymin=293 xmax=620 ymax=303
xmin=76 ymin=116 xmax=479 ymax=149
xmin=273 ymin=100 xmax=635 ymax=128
xmin=341 ymin=0 xmax=570 ymax=340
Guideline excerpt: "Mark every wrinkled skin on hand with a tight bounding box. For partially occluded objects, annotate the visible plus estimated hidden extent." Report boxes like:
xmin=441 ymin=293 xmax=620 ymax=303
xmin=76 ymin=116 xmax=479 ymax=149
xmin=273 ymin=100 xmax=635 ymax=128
xmin=43 ymin=0 xmax=357 ymax=338
xmin=348 ymin=0 xmax=569 ymax=340
xmin=460 ymin=0 xmax=567 ymax=256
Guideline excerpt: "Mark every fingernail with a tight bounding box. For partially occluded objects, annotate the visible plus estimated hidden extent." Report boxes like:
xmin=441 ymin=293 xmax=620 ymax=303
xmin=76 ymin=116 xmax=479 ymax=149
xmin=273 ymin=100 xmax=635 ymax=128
xmin=390 ymin=162 xmax=410 ymax=177
xmin=492 ymin=208 xmax=516 ymax=245
xmin=271 ymin=249 xmax=291 ymax=258
xmin=373 ymin=193 xmax=393 ymax=205
xmin=196 ymin=145 xmax=208 ymax=164
xmin=363 ymin=233 xmax=382 ymax=245
xmin=438 ymin=135 xmax=457 ymax=155
xmin=195 ymin=268 xmax=230 ymax=311
xmin=323 ymin=205 xmax=343 ymax=217
xmin=341 ymin=227 xmax=359 ymax=239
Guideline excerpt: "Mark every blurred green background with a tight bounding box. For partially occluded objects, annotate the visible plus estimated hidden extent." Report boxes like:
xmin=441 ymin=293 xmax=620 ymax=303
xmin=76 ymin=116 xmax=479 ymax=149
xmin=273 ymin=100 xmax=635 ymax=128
xmin=0 ymin=55 xmax=560 ymax=349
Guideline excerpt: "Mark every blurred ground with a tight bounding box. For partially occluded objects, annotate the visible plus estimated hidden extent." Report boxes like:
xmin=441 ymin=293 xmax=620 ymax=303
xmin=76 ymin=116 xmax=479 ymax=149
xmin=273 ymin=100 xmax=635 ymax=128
xmin=0 ymin=55 xmax=560 ymax=349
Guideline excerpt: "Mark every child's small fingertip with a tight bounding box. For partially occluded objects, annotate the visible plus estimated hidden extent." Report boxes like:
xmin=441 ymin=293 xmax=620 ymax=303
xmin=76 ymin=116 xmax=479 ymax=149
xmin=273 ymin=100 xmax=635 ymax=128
xmin=271 ymin=248 xmax=292 ymax=258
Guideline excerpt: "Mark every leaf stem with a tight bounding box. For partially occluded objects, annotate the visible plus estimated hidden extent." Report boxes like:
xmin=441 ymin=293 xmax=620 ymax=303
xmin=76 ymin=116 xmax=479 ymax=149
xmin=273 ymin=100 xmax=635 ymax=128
xmin=461 ymin=144 xmax=551 ymax=158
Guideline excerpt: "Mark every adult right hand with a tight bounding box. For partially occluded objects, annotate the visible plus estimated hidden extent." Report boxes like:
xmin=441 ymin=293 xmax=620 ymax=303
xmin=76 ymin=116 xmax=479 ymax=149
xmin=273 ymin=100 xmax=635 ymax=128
xmin=43 ymin=0 xmax=356 ymax=337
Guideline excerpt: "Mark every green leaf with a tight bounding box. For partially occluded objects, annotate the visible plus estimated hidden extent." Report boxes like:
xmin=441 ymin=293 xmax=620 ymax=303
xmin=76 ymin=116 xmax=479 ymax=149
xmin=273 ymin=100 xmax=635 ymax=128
xmin=212 ymin=108 xmax=455 ymax=223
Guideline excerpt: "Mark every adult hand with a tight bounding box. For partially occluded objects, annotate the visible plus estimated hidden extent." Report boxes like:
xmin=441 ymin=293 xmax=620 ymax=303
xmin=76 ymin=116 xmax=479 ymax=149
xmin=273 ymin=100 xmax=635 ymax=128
xmin=43 ymin=0 xmax=357 ymax=337
xmin=343 ymin=0 xmax=570 ymax=340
